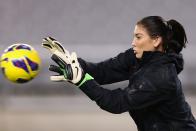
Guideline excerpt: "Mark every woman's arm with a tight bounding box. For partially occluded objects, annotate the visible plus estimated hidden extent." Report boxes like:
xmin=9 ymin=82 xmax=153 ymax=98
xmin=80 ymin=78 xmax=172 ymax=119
xmin=78 ymin=48 xmax=137 ymax=85
xmin=79 ymin=70 xmax=169 ymax=114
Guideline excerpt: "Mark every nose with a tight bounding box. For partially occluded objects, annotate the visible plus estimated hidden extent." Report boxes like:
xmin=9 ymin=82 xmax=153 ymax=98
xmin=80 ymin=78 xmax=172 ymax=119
xmin=131 ymin=40 xmax=136 ymax=47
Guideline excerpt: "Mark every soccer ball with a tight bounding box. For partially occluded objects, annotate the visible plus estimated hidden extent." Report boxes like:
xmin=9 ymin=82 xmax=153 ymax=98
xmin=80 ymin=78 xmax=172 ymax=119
xmin=0 ymin=43 xmax=41 ymax=83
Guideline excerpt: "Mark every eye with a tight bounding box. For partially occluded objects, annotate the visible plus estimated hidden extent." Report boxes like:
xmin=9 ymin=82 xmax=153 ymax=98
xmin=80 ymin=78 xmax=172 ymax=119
xmin=136 ymin=36 xmax=141 ymax=39
xmin=134 ymin=34 xmax=142 ymax=40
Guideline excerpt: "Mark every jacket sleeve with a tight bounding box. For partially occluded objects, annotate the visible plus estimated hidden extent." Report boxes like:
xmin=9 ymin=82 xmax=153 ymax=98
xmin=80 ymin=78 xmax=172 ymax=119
xmin=78 ymin=48 xmax=137 ymax=85
xmin=79 ymin=70 xmax=170 ymax=114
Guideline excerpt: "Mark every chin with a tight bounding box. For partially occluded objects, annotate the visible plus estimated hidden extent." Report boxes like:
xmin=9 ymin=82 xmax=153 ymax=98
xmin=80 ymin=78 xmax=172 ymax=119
xmin=135 ymin=54 xmax=142 ymax=59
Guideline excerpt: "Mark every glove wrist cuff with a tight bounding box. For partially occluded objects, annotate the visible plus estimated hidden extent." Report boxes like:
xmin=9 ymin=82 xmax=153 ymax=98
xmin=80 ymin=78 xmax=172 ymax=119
xmin=77 ymin=73 xmax=94 ymax=87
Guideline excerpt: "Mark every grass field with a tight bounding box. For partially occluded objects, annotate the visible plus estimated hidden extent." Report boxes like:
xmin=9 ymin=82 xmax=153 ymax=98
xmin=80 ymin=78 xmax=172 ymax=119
xmin=0 ymin=95 xmax=195 ymax=131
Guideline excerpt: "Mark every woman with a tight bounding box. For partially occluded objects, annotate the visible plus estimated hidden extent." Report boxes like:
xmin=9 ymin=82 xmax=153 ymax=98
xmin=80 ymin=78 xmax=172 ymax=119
xmin=42 ymin=16 xmax=196 ymax=131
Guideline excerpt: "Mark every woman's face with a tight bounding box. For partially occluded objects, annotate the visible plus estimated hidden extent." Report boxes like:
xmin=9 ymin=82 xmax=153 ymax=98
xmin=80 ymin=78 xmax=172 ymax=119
xmin=132 ymin=24 xmax=161 ymax=59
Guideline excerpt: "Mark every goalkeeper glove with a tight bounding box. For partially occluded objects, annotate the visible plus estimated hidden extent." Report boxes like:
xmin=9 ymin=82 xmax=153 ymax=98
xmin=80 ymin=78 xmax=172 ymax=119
xmin=49 ymin=52 xmax=84 ymax=84
xmin=42 ymin=36 xmax=71 ymax=81
xmin=42 ymin=36 xmax=93 ymax=86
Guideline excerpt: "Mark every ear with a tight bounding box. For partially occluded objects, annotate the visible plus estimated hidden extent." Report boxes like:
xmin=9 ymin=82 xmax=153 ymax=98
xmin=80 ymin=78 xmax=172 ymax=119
xmin=153 ymin=36 xmax=162 ymax=48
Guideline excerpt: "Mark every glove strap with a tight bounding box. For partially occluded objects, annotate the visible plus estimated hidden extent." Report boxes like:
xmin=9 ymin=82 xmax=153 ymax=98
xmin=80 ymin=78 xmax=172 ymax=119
xmin=78 ymin=73 xmax=94 ymax=87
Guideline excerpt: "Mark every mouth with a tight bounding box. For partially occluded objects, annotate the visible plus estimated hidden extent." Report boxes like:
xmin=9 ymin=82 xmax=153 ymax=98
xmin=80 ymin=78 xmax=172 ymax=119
xmin=133 ymin=49 xmax=137 ymax=54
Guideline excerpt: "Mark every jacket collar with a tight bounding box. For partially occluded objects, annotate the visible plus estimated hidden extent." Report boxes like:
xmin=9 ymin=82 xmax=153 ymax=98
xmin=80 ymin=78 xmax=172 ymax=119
xmin=137 ymin=51 xmax=165 ymax=66
xmin=136 ymin=51 xmax=184 ymax=74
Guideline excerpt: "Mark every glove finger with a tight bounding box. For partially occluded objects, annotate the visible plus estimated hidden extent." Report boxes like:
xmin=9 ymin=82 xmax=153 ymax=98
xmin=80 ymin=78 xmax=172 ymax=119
xmin=45 ymin=36 xmax=55 ymax=43
xmin=49 ymin=65 xmax=63 ymax=74
xmin=42 ymin=38 xmax=54 ymax=50
xmin=42 ymin=43 xmax=52 ymax=50
xmin=53 ymin=51 xmax=71 ymax=64
xmin=50 ymin=75 xmax=67 ymax=82
xmin=48 ymin=36 xmax=56 ymax=41
xmin=42 ymin=37 xmax=64 ymax=54
xmin=49 ymin=64 xmax=69 ymax=79
xmin=51 ymin=54 xmax=67 ymax=68
xmin=47 ymin=36 xmax=65 ymax=53
xmin=64 ymin=63 xmax=73 ymax=80
xmin=53 ymin=42 xmax=65 ymax=53
xmin=51 ymin=54 xmax=73 ymax=80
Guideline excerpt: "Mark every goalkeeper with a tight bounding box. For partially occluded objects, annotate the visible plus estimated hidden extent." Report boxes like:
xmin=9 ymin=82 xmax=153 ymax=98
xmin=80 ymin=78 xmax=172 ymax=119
xmin=42 ymin=16 xmax=196 ymax=131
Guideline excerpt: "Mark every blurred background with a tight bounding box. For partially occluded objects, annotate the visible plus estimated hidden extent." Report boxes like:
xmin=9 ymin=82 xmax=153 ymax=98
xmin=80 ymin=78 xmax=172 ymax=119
xmin=0 ymin=0 xmax=196 ymax=131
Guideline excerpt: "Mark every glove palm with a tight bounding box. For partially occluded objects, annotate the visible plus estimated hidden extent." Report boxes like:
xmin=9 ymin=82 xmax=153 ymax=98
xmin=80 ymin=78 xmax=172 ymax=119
xmin=49 ymin=52 xmax=84 ymax=85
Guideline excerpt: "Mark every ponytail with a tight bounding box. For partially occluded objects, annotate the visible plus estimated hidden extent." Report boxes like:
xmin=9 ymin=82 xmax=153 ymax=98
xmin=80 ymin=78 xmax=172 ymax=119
xmin=165 ymin=20 xmax=187 ymax=54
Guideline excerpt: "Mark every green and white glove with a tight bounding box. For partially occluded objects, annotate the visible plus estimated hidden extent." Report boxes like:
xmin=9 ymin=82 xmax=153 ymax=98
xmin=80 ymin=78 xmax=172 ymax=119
xmin=50 ymin=52 xmax=85 ymax=85
xmin=42 ymin=36 xmax=93 ymax=86
xmin=42 ymin=36 xmax=71 ymax=81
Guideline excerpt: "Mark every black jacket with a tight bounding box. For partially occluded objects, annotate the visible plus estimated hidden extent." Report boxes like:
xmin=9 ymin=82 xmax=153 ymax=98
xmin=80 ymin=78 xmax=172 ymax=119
xmin=78 ymin=48 xmax=196 ymax=131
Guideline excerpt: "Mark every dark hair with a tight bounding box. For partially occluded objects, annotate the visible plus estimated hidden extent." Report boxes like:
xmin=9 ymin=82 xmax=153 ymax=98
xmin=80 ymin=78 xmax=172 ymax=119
xmin=137 ymin=16 xmax=187 ymax=54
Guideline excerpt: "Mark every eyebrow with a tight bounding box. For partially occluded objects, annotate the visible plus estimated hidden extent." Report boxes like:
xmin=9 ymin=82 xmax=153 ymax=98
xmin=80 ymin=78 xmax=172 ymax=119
xmin=134 ymin=33 xmax=143 ymax=36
